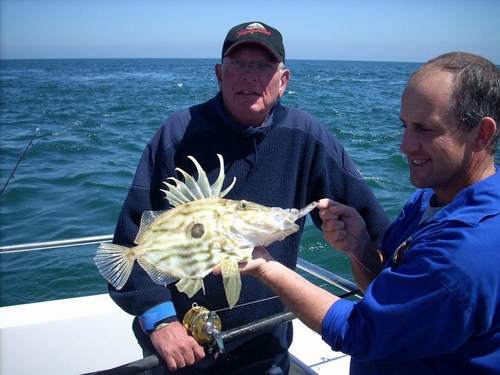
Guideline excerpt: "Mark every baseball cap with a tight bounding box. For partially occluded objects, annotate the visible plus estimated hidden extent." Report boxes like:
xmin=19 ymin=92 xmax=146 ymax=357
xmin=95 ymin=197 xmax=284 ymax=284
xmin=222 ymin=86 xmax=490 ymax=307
xmin=222 ymin=22 xmax=285 ymax=63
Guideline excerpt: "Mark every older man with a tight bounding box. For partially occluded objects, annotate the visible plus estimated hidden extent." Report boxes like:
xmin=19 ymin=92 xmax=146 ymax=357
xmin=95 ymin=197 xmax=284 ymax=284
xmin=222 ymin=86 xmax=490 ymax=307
xmin=239 ymin=52 xmax=500 ymax=374
xmin=108 ymin=21 xmax=389 ymax=374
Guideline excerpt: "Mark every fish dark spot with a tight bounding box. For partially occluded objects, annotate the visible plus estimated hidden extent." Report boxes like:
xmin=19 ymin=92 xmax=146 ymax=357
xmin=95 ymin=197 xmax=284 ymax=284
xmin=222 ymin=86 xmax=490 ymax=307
xmin=191 ymin=223 xmax=205 ymax=238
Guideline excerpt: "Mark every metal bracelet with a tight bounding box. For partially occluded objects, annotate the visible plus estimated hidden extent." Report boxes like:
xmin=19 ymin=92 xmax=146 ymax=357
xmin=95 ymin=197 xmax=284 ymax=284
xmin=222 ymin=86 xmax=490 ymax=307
xmin=152 ymin=322 xmax=170 ymax=333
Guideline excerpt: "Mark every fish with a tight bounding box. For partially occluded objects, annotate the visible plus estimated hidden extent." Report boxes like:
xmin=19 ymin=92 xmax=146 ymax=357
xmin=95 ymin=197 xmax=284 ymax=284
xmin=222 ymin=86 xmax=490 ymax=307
xmin=94 ymin=154 xmax=317 ymax=308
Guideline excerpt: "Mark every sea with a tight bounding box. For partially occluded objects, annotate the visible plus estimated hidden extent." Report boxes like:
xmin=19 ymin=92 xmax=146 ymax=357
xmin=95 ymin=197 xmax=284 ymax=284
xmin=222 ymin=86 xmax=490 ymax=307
xmin=1 ymin=58 xmax=498 ymax=307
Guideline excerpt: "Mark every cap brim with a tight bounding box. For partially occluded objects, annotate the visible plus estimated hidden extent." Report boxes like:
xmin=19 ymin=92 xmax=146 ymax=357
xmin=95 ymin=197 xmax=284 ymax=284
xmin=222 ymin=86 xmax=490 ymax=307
xmin=223 ymin=40 xmax=281 ymax=62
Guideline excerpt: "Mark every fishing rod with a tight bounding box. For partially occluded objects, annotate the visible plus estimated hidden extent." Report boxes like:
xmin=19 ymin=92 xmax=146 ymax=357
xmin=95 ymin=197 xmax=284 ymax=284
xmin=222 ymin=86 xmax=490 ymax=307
xmin=83 ymin=289 xmax=359 ymax=375
xmin=0 ymin=128 xmax=39 ymax=197
xmin=82 ymin=310 xmax=297 ymax=375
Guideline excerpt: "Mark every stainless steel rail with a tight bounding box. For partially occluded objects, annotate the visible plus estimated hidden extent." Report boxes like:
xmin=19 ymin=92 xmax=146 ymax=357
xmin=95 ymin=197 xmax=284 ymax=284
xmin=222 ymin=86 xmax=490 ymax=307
xmin=1 ymin=235 xmax=359 ymax=295
xmin=0 ymin=235 xmax=113 ymax=254
xmin=296 ymin=258 xmax=360 ymax=296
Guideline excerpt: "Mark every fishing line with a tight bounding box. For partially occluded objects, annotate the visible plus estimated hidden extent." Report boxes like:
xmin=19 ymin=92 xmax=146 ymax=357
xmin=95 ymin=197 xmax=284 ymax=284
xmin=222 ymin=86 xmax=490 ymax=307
xmin=214 ymin=282 xmax=360 ymax=313
xmin=214 ymin=294 xmax=280 ymax=313
xmin=0 ymin=128 xmax=39 ymax=197
xmin=349 ymin=250 xmax=377 ymax=276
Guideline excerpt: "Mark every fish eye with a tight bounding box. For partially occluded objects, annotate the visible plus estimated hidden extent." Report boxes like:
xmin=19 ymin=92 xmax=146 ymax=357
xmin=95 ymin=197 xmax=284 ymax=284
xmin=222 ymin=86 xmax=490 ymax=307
xmin=191 ymin=223 xmax=205 ymax=238
xmin=238 ymin=200 xmax=249 ymax=210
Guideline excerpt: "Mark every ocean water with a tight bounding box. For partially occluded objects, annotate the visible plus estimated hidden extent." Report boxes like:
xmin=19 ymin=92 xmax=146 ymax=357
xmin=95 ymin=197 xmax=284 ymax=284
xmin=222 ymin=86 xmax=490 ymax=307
xmin=1 ymin=58 xmax=497 ymax=307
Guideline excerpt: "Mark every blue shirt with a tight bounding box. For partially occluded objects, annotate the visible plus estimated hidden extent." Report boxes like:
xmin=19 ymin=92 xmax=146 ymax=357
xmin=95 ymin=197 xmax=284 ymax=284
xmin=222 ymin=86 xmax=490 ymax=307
xmin=322 ymin=167 xmax=500 ymax=374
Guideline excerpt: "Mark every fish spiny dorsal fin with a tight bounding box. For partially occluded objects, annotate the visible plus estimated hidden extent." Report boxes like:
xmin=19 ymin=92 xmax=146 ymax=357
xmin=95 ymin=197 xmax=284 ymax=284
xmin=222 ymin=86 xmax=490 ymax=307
xmin=187 ymin=155 xmax=212 ymax=197
xmin=160 ymin=154 xmax=237 ymax=206
xmin=161 ymin=156 xmax=210 ymax=205
xmin=219 ymin=176 xmax=236 ymax=198
xmin=135 ymin=210 xmax=168 ymax=243
xmin=212 ymin=154 xmax=236 ymax=198
xmin=163 ymin=176 xmax=200 ymax=206
xmin=160 ymin=181 xmax=189 ymax=207
xmin=177 ymin=166 xmax=206 ymax=199
xmin=209 ymin=154 xmax=225 ymax=196
xmin=211 ymin=154 xmax=235 ymax=198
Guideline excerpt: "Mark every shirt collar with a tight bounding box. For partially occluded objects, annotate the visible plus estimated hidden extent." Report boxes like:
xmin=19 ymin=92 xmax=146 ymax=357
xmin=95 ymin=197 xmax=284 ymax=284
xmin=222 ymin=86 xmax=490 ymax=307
xmin=425 ymin=167 xmax=500 ymax=227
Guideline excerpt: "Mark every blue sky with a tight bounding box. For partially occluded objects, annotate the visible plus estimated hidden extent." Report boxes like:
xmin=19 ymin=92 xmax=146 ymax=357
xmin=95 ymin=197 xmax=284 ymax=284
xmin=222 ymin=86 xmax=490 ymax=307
xmin=1 ymin=0 xmax=499 ymax=63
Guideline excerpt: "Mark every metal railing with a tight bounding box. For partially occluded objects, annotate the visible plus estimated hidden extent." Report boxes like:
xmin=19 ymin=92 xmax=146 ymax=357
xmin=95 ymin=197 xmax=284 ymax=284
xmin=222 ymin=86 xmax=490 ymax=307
xmin=0 ymin=235 xmax=113 ymax=254
xmin=0 ymin=236 xmax=359 ymax=295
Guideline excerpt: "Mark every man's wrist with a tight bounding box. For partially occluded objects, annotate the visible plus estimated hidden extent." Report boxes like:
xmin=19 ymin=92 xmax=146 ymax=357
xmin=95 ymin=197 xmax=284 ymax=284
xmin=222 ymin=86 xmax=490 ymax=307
xmin=348 ymin=244 xmax=382 ymax=277
xmin=150 ymin=318 xmax=177 ymax=334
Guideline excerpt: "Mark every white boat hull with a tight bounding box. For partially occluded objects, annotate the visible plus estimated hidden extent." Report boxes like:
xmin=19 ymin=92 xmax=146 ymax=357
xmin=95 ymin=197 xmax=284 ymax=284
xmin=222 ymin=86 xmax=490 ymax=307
xmin=0 ymin=294 xmax=350 ymax=374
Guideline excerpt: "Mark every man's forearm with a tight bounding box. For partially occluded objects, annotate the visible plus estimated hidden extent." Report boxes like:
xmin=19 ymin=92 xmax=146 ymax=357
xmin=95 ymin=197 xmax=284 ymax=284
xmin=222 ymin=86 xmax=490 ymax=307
xmin=255 ymin=260 xmax=339 ymax=334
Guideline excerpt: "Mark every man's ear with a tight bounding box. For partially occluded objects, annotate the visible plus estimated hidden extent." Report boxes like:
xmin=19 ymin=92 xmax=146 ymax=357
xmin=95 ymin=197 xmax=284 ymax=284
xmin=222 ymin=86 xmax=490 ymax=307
xmin=215 ymin=63 xmax=223 ymax=87
xmin=473 ymin=117 xmax=497 ymax=151
xmin=278 ymin=69 xmax=290 ymax=98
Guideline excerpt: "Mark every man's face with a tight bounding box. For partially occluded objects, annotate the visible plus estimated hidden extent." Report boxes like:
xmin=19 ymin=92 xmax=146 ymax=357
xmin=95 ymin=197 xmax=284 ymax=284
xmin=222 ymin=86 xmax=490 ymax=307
xmin=215 ymin=44 xmax=290 ymax=127
xmin=399 ymin=70 xmax=478 ymax=205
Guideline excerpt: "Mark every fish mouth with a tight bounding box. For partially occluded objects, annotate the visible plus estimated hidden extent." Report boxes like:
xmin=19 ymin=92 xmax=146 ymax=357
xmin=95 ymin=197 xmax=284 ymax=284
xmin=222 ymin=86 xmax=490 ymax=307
xmin=296 ymin=201 xmax=319 ymax=219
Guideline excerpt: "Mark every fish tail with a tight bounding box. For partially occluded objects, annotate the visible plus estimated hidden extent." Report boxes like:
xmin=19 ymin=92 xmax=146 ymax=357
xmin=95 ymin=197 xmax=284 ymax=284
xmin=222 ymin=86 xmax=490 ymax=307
xmin=94 ymin=243 xmax=135 ymax=290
